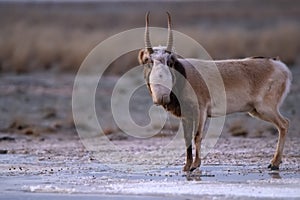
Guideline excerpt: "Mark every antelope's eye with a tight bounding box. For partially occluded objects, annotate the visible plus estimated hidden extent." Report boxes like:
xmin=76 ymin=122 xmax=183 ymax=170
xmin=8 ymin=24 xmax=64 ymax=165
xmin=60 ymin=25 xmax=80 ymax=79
xmin=167 ymin=60 xmax=173 ymax=67
xmin=144 ymin=57 xmax=153 ymax=65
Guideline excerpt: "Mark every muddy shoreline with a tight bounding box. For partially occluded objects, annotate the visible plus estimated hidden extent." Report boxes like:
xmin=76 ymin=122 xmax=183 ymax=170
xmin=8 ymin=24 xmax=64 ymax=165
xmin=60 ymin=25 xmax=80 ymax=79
xmin=1 ymin=132 xmax=300 ymax=199
xmin=0 ymin=72 xmax=300 ymax=199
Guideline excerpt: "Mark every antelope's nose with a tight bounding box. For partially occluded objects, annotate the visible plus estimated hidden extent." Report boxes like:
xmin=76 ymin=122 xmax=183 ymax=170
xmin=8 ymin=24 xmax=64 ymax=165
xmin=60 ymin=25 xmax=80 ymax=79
xmin=153 ymin=94 xmax=170 ymax=106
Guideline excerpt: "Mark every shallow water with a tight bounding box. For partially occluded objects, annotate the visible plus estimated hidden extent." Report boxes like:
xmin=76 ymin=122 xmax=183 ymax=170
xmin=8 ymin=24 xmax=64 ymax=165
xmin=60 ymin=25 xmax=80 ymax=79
xmin=1 ymin=151 xmax=300 ymax=199
xmin=1 ymin=132 xmax=300 ymax=199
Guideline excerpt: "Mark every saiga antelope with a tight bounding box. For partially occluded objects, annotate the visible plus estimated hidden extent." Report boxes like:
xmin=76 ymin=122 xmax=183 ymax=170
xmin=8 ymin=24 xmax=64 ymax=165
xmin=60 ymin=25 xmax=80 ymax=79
xmin=138 ymin=12 xmax=292 ymax=171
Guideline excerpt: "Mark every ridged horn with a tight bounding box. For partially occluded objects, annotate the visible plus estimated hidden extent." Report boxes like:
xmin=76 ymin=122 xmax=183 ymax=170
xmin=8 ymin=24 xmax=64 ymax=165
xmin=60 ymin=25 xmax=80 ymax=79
xmin=145 ymin=11 xmax=153 ymax=54
xmin=166 ymin=12 xmax=173 ymax=53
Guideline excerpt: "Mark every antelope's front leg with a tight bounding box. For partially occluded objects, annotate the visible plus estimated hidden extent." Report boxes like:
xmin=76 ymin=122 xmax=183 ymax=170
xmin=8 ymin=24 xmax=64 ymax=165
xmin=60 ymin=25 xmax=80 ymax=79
xmin=190 ymin=130 xmax=202 ymax=171
xmin=182 ymin=118 xmax=193 ymax=171
xmin=190 ymin=111 xmax=206 ymax=171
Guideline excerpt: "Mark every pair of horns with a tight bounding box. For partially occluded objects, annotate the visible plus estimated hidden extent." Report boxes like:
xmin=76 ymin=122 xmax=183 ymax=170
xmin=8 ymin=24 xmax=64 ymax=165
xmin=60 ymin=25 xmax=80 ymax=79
xmin=145 ymin=12 xmax=173 ymax=53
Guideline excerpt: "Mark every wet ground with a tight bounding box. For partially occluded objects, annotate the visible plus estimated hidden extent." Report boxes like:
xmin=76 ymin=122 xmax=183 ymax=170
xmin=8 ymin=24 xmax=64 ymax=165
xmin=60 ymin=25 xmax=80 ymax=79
xmin=0 ymin=132 xmax=300 ymax=199
xmin=0 ymin=72 xmax=300 ymax=199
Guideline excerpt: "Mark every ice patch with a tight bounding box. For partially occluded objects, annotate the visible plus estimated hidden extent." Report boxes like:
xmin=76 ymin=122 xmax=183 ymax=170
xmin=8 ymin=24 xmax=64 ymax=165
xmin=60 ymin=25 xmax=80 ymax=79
xmin=22 ymin=185 xmax=76 ymax=194
xmin=107 ymin=180 xmax=300 ymax=198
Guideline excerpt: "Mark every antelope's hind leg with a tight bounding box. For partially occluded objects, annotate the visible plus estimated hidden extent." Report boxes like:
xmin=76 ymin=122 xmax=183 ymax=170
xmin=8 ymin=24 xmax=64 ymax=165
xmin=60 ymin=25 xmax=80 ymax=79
xmin=250 ymin=106 xmax=289 ymax=170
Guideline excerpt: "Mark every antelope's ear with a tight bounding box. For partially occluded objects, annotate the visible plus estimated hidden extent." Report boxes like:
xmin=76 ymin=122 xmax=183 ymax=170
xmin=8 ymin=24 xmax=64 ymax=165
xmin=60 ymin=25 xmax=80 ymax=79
xmin=138 ymin=49 xmax=145 ymax=65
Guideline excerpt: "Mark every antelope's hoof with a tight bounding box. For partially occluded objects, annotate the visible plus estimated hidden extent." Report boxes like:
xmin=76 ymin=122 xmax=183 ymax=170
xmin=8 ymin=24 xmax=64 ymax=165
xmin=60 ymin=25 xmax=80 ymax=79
xmin=189 ymin=167 xmax=196 ymax=172
xmin=183 ymin=164 xmax=191 ymax=172
xmin=268 ymin=164 xmax=279 ymax=171
xmin=189 ymin=162 xmax=200 ymax=172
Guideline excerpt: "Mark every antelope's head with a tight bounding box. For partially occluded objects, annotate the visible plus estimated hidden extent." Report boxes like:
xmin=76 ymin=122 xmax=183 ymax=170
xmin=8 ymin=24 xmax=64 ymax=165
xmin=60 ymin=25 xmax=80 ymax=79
xmin=138 ymin=12 xmax=178 ymax=106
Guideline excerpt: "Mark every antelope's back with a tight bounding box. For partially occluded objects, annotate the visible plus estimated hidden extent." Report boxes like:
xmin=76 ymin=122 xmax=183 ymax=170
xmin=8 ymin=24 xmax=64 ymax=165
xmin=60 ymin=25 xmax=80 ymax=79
xmin=178 ymin=57 xmax=291 ymax=116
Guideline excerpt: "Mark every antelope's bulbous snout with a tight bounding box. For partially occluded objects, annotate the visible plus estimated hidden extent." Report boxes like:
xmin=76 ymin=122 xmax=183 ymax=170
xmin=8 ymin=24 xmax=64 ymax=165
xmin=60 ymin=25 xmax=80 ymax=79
xmin=149 ymin=62 xmax=173 ymax=106
xmin=151 ymin=84 xmax=171 ymax=106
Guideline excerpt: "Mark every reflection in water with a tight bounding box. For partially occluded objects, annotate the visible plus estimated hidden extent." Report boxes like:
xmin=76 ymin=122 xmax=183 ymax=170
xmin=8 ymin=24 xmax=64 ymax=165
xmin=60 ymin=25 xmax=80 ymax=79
xmin=269 ymin=171 xmax=282 ymax=179
xmin=182 ymin=166 xmax=288 ymax=182
xmin=184 ymin=169 xmax=215 ymax=181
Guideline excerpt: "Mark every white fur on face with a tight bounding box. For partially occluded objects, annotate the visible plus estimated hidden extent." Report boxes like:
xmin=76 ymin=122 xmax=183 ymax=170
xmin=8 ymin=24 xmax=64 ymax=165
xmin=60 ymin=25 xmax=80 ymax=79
xmin=149 ymin=48 xmax=173 ymax=105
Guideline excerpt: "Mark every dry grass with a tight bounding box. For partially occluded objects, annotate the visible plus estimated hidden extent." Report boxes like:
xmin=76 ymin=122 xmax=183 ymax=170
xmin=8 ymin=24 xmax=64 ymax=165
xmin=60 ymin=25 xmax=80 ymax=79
xmin=0 ymin=0 xmax=299 ymax=74
xmin=194 ymin=24 xmax=300 ymax=64
xmin=0 ymin=24 xmax=105 ymax=73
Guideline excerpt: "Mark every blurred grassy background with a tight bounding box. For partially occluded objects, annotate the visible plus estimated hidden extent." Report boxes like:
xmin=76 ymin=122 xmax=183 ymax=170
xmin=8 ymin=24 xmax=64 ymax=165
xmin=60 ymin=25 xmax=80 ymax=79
xmin=0 ymin=0 xmax=299 ymax=74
